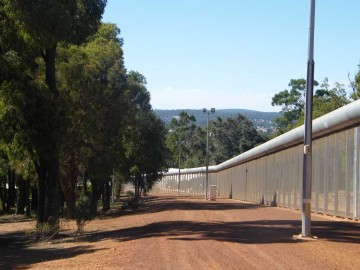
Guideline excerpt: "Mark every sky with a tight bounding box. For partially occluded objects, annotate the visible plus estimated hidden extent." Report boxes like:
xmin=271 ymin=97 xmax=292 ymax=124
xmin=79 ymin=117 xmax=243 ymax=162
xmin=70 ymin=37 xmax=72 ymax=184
xmin=103 ymin=0 xmax=360 ymax=112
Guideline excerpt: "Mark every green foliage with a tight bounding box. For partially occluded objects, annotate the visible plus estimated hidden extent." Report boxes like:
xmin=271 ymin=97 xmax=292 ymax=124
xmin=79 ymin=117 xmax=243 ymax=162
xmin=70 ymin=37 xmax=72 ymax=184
xmin=313 ymin=78 xmax=349 ymax=118
xmin=271 ymin=79 xmax=317 ymax=133
xmin=35 ymin=221 xmax=60 ymax=240
xmin=210 ymin=114 xmax=266 ymax=164
xmin=125 ymin=190 xmax=135 ymax=197
xmin=57 ymin=22 xmax=128 ymax=216
xmin=1 ymin=0 xmax=108 ymax=226
xmin=74 ymin=193 xmax=93 ymax=233
xmin=122 ymin=109 xmax=169 ymax=196
xmin=0 ymin=1 xmax=173 ymax=224
xmin=155 ymin=109 xmax=278 ymax=128
xmin=271 ymin=78 xmax=350 ymax=134
xmin=6 ymin=0 xmax=107 ymax=47
xmin=165 ymin=112 xmax=265 ymax=168
xmin=166 ymin=111 xmax=204 ymax=168
xmin=350 ymin=62 xmax=360 ymax=100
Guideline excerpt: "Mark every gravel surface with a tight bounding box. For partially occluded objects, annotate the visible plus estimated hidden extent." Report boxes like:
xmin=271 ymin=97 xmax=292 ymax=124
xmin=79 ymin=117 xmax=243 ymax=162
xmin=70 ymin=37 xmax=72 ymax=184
xmin=1 ymin=196 xmax=360 ymax=269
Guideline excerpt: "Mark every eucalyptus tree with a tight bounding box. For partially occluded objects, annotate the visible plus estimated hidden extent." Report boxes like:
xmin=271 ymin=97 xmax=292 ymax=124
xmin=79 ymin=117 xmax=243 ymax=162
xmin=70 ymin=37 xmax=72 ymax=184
xmin=57 ymin=22 xmax=127 ymax=215
xmin=210 ymin=114 xmax=265 ymax=164
xmin=271 ymin=79 xmax=318 ymax=134
xmin=272 ymin=78 xmax=350 ymax=134
xmin=123 ymin=110 xmax=168 ymax=197
xmin=312 ymin=78 xmax=349 ymax=118
xmin=1 ymin=0 xmax=106 ymax=225
xmin=166 ymin=111 xmax=204 ymax=168
xmin=350 ymin=64 xmax=360 ymax=100
xmin=0 ymin=3 xmax=48 ymax=215
xmin=121 ymin=72 xmax=168 ymax=198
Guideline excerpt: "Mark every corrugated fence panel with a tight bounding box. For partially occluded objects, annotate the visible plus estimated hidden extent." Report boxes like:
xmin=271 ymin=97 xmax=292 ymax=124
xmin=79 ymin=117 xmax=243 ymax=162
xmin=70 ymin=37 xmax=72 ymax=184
xmin=153 ymin=101 xmax=360 ymax=220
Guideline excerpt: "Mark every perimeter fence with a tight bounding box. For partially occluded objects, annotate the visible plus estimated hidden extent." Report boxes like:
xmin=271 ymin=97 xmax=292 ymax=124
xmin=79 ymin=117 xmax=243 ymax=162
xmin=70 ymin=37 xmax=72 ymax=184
xmin=152 ymin=100 xmax=360 ymax=220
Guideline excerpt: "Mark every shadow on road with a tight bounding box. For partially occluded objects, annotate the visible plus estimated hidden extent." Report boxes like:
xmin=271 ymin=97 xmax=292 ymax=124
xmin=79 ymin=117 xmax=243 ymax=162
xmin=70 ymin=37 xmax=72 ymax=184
xmin=79 ymin=219 xmax=360 ymax=245
xmin=0 ymin=231 xmax=105 ymax=269
xmin=80 ymin=196 xmax=360 ymax=245
xmin=137 ymin=195 xmax=262 ymax=213
xmin=98 ymin=195 xmax=262 ymax=220
xmin=1 ymin=196 xmax=359 ymax=269
xmin=81 ymin=219 xmax=300 ymax=244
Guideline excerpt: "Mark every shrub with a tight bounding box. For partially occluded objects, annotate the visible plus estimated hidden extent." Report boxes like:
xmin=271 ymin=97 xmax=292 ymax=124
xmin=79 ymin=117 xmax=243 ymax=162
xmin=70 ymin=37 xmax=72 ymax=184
xmin=35 ymin=221 xmax=59 ymax=240
xmin=125 ymin=190 xmax=135 ymax=197
xmin=74 ymin=193 xmax=94 ymax=234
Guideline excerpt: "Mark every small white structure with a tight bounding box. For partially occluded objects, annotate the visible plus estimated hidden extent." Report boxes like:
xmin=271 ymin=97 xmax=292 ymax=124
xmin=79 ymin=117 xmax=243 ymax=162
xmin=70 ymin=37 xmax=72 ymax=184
xmin=210 ymin=185 xmax=217 ymax=201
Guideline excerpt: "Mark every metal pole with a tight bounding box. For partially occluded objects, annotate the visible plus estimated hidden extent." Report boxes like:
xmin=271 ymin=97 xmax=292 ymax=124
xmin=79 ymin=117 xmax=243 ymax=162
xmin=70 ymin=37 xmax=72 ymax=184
xmin=302 ymin=0 xmax=316 ymax=237
xmin=111 ymin=169 xmax=115 ymax=204
xmin=205 ymin=111 xmax=209 ymax=200
xmin=178 ymin=141 xmax=181 ymax=196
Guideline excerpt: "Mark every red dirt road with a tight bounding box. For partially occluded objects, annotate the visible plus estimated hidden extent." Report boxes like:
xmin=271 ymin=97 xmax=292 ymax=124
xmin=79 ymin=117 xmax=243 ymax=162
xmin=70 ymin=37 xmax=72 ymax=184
xmin=1 ymin=196 xmax=360 ymax=269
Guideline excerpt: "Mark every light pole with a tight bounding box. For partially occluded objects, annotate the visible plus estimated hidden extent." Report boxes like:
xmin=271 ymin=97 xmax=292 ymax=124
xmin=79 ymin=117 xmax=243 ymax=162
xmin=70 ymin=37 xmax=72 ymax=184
xmin=203 ymin=108 xmax=215 ymax=200
xmin=170 ymin=118 xmax=182 ymax=196
xmin=177 ymin=140 xmax=181 ymax=196
xmin=302 ymin=0 xmax=316 ymax=238
xmin=111 ymin=169 xmax=115 ymax=203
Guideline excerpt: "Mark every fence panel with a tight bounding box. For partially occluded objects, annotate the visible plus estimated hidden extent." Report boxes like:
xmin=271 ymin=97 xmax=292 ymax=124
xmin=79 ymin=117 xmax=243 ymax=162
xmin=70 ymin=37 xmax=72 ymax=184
xmin=153 ymin=101 xmax=360 ymax=220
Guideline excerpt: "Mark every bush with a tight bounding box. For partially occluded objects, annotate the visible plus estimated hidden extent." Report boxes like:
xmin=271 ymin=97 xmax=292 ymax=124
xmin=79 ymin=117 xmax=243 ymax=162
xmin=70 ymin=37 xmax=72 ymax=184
xmin=74 ymin=193 xmax=94 ymax=234
xmin=35 ymin=221 xmax=60 ymax=240
xmin=125 ymin=190 xmax=135 ymax=197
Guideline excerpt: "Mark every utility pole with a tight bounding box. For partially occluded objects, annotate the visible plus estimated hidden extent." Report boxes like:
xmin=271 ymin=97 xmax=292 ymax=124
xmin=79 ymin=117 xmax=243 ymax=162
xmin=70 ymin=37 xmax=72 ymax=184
xmin=178 ymin=140 xmax=181 ymax=196
xmin=203 ymin=108 xmax=215 ymax=200
xmin=112 ymin=169 xmax=115 ymax=204
xmin=302 ymin=0 xmax=316 ymax=238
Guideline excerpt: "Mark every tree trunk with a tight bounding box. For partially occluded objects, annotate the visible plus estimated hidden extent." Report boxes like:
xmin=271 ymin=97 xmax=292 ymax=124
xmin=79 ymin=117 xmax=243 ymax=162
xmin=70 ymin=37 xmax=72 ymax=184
xmin=59 ymin=157 xmax=77 ymax=218
xmin=0 ymin=186 xmax=6 ymax=211
xmin=90 ymin=178 xmax=101 ymax=214
xmin=16 ymin=175 xmax=30 ymax=215
xmin=134 ymin=177 xmax=138 ymax=199
xmin=46 ymin=158 xmax=61 ymax=226
xmin=102 ymin=180 xmax=110 ymax=212
xmin=44 ymin=45 xmax=58 ymax=97
xmin=35 ymin=160 xmax=46 ymax=224
xmin=7 ymin=168 xmax=16 ymax=209
xmin=35 ymin=43 xmax=62 ymax=227
xmin=35 ymin=158 xmax=61 ymax=225
xmin=31 ymin=185 xmax=38 ymax=211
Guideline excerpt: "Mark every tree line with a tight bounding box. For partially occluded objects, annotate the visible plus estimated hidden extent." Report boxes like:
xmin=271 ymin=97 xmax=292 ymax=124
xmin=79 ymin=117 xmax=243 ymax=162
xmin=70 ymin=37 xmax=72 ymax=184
xmin=0 ymin=1 xmax=167 ymax=233
xmin=165 ymin=111 xmax=266 ymax=169
xmin=271 ymin=77 xmax=360 ymax=134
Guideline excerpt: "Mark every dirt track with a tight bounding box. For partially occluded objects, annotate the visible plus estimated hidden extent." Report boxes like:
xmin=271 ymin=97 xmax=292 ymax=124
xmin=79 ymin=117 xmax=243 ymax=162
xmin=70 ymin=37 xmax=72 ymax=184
xmin=1 ymin=196 xmax=360 ymax=269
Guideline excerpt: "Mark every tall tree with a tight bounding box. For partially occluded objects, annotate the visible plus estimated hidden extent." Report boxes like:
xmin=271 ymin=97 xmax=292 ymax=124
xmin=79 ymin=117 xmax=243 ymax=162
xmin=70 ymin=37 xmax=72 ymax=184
xmin=2 ymin=0 xmax=106 ymax=226
xmin=271 ymin=78 xmax=349 ymax=134
xmin=271 ymin=79 xmax=318 ymax=134
xmin=166 ymin=111 xmax=202 ymax=168
xmin=57 ymin=22 xmax=126 ymax=217
xmin=210 ymin=114 xmax=265 ymax=164
xmin=121 ymin=72 xmax=168 ymax=198
xmin=312 ymin=78 xmax=349 ymax=118
xmin=351 ymin=63 xmax=360 ymax=100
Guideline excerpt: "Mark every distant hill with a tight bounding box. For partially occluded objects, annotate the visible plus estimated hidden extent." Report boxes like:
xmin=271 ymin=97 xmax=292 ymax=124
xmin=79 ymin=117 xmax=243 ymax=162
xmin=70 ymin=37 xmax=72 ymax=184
xmin=154 ymin=109 xmax=280 ymax=133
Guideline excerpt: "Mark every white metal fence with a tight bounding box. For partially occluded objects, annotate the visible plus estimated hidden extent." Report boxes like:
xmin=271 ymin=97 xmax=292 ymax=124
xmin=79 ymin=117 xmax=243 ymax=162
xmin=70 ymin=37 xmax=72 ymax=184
xmin=152 ymin=100 xmax=360 ymax=220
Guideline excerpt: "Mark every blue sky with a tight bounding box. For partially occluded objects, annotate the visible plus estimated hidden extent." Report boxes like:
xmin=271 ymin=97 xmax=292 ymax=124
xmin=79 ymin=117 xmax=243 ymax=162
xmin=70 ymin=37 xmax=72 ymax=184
xmin=103 ymin=0 xmax=360 ymax=112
